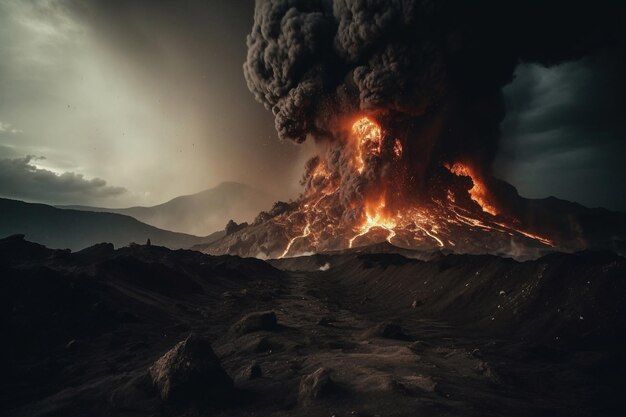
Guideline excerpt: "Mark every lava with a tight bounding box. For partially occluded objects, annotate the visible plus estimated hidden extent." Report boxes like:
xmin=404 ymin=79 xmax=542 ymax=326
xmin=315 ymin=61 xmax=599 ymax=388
xmin=351 ymin=117 xmax=382 ymax=174
xmin=445 ymin=162 xmax=498 ymax=216
xmin=348 ymin=197 xmax=397 ymax=248
xmin=263 ymin=116 xmax=554 ymax=258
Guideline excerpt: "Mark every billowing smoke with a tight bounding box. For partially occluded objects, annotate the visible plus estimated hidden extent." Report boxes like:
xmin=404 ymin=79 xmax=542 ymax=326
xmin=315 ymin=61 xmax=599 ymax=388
xmin=245 ymin=0 xmax=621 ymax=173
xmin=239 ymin=0 xmax=624 ymax=257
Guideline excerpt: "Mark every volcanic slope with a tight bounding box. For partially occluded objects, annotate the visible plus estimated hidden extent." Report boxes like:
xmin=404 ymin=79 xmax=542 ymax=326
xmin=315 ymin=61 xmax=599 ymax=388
xmin=2 ymin=235 xmax=625 ymax=417
xmin=201 ymin=190 xmax=626 ymax=260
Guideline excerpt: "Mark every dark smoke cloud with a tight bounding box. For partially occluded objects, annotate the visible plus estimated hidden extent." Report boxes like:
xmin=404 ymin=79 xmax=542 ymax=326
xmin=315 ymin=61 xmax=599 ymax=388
xmin=244 ymin=0 xmax=624 ymax=180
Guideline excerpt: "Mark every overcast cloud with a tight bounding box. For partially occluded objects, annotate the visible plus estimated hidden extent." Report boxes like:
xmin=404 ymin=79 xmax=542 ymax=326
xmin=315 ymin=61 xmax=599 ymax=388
xmin=0 ymin=0 xmax=313 ymax=207
xmin=495 ymin=48 xmax=626 ymax=211
xmin=0 ymin=0 xmax=624 ymax=212
xmin=0 ymin=155 xmax=126 ymax=205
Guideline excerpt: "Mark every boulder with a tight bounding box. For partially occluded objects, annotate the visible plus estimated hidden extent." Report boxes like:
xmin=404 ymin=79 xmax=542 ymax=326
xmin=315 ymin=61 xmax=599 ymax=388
xmin=148 ymin=334 xmax=233 ymax=404
xmin=298 ymin=367 xmax=334 ymax=406
xmin=230 ymin=311 xmax=277 ymax=335
xmin=239 ymin=362 xmax=262 ymax=380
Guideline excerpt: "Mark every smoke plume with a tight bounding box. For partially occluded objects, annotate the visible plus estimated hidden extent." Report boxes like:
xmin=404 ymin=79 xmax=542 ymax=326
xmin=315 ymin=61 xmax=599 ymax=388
xmin=244 ymin=0 xmax=622 ymax=174
xmin=240 ymin=0 xmax=624 ymax=257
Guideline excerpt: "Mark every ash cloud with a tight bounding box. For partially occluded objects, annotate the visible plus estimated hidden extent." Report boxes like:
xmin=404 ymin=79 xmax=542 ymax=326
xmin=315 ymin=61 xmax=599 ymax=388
xmin=244 ymin=0 xmax=624 ymax=178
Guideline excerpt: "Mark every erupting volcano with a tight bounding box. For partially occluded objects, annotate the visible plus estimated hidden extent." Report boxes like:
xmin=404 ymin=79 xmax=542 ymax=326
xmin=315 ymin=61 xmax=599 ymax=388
xmin=236 ymin=115 xmax=555 ymax=259
xmin=201 ymin=0 xmax=625 ymax=260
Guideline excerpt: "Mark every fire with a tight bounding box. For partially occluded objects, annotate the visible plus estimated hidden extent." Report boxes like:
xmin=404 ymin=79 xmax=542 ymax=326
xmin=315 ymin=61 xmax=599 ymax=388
xmin=445 ymin=162 xmax=498 ymax=216
xmin=351 ymin=117 xmax=382 ymax=174
xmin=269 ymin=115 xmax=555 ymax=258
xmin=349 ymin=196 xmax=397 ymax=248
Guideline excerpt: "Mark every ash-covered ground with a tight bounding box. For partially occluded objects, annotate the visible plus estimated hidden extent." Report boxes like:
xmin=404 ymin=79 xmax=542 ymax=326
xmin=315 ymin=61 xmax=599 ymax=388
xmin=2 ymin=234 xmax=625 ymax=417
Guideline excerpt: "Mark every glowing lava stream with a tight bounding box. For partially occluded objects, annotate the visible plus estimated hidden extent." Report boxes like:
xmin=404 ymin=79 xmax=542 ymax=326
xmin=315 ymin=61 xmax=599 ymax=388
xmin=275 ymin=115 xmax=554 ymax=257
xmin=280 ymin=221 xmax=311 ymax=258
xmin=413 ymin=223 xmax=445 ymax=247
xmin=494 ymin=222 xmax=554 ymax=247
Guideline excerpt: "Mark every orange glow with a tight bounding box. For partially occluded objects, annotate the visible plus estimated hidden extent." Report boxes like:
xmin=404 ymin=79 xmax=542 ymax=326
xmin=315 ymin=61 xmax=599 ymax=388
xmin=273 ymin=115 xmax=555 ymax=258
xmin=349 ymin=196 xmax=397 ymax=248
xmin=351 ymin=117 xmax=382 ymax=173
xmin=393 ymin=138 xmax=403 ymax=158
xmin=445 ymin=162 xmax=498 ymax=216
xmin=280 ymin=221 xmax=311 ymax=258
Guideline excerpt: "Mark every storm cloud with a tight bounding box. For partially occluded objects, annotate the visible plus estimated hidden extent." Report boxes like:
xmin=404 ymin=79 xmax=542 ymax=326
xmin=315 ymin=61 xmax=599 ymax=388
xmin=0 ymin=155 xmax=126 ymax=205
xmin=0 ymin=0 xmax=311 ymax=208
xmin=496 ymin=48 xmax=626 ymax=211
xmin=0 ymin=0 xmax=624 ymax=212
xmin=244 ymin=0 xmax=625 ymax=209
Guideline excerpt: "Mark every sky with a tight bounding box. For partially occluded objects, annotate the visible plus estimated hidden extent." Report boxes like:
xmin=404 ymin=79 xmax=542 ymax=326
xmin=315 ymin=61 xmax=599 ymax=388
xmin=0 ymin=0 xmax=624 ymax=211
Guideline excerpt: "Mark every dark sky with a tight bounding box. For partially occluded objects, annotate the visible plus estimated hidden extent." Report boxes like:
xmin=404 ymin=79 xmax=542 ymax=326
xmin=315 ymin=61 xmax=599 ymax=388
xmin=495 ymin=48 xmax=626 ymax=211
xmin=0 ymin=0 xmax=624 ymax=211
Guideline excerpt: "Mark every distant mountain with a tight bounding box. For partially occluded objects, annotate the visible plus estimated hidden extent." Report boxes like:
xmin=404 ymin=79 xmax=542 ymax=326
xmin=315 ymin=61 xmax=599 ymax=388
xmin=0 ymin=198 xmax=224 ymax=251
xmin=61 ymin=182 xmax=276 ymax=236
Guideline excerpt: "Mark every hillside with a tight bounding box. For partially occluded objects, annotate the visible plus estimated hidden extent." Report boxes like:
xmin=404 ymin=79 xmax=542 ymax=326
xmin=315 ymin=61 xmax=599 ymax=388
xmin=2 ymin=236 xmax=625 ymax=416
xmin=62 ymin=182 xmax=276 ymax=236
xmin=0 ymin=198 xmax=223 ymax=251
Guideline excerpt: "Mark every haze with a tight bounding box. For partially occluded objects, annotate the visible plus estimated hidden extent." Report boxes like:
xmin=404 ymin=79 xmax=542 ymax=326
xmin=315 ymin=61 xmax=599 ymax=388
xmin=0 ymin=0 xmax=624 ymax=212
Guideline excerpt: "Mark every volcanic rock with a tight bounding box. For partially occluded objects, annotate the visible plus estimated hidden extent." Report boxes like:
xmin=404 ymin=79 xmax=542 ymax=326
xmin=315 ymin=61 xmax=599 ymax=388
xmin=362 ymin=322 xmax=413 ymax=341
xmin=409 ymin=340 xmax=429 ymax=353
xmin=239 ymin=362 xmax=262 ymax=380
xmin=298 ymin=367 xmax=334 ymax=406
xmin=230 ymin=310 xmax=277 ymax=335
xmin=148 ymin=333 xmax=233 ymax=403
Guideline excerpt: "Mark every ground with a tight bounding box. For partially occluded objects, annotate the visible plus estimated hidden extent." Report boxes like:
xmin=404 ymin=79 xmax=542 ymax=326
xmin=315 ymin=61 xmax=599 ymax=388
xmin=2 ymin=235 xmax=625 ymax=416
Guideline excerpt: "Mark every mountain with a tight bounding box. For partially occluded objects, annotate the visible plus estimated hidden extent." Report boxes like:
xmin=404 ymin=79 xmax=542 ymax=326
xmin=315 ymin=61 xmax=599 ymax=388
xmin=2 ymin=235 xmax=625 ymax=416
xmin=0 ymin=198 xmax=223 ymax=251
xmin=61 ymin=182 xmax=276 ymax=236
xmin=201 ymin=188 xmax=626 ymax=260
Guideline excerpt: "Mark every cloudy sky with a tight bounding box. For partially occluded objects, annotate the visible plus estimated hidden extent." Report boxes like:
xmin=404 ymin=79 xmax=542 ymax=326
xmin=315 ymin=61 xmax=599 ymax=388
xmin=0 ymin=0 xmax=624 ymax=211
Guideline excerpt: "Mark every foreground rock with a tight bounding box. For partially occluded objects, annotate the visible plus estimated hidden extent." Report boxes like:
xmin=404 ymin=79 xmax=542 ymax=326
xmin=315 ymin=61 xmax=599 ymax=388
xmin=298 ymin=367 xmax=334 ymax=406
xmin=149 ymin=334 xmax=233 ymax=404
xmin=230 ymin=310 xmax=278 ymax=335
xmin=362 ymin=322 xmax=413 ymax=341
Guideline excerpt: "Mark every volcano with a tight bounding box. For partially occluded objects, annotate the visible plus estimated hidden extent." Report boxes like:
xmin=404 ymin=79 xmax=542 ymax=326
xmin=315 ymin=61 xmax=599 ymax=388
xmin=200 ymin=0 xmax=626 ymax=260
xmin=200 ymin=117 xmax=626 ymax=260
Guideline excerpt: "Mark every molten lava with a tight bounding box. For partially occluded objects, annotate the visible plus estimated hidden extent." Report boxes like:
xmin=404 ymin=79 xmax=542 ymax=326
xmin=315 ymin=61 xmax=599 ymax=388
xmin=351 ymin=117 xmax=382 ymax=174
xmin=348 ymin=196 xmax=397 ymax=248
xmin=271 ymin=116 xmax=553 ymax=259
xmin=444 ymin=162 xmax=498 ymax=216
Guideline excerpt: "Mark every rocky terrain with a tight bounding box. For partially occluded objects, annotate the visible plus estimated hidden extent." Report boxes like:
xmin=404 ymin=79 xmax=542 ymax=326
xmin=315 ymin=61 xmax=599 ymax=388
xmin=2 ymin=234 xmax=625 ymax=416
xmin=199 ymin=189 xmax=626 ymax=260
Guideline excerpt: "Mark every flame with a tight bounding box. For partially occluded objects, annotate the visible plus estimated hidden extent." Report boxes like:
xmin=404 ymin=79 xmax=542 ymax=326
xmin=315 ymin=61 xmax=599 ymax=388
xmin=445 ymin=162 xmax=498 ymax=216
xmin=271 ymin=115 xmax=555 ymax=258
xmin=349 ymin=196 xmax=397 ymax=248
xmin=351 ymin=117 xmax=382 ymax=174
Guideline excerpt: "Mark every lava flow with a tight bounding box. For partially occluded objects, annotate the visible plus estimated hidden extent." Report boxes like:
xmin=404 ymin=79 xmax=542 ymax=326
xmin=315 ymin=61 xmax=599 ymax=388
xmin=268 ymin=116 xmax=554 ymax=259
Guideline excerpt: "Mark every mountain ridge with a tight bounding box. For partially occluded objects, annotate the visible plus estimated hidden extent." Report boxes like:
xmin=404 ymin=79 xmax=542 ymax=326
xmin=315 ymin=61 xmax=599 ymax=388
xmin=0 ymin=198 xmax=223 ymax=251
xmin=59 ymin=182 xmax=276 ymax=236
